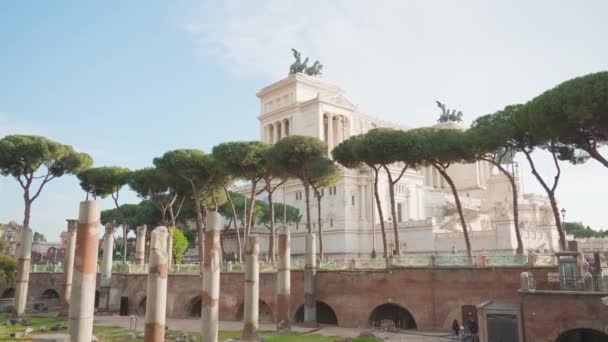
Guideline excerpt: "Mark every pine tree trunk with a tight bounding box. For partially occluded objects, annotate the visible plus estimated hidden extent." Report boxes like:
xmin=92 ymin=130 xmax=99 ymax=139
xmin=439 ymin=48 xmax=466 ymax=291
xmin=316 ymin=192 xmax=323 ymax=260
xmin=304 ymin=181 xmax=312 ymax=234
xmin=384 ymin=167 xmax=401 ymax=255
xmin=268 ymin=191 xmax=276 ymax=263
xmin=224 ymin=186 xmax=242 ymax=262
xmin=488 ymin=159 xmax=524 ymax=255
xmin=434 ymin=164 xmax=472 ymax=259
xmin=246 ymin=178 xmax=258 ymax=241
xmin=372 ymin=168 xmax=388 ymax=258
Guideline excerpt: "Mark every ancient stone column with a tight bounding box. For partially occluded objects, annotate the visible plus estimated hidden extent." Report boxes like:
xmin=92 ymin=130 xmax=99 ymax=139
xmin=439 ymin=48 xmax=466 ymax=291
xmin=167 ymin=227 xmax=173 ymax=268
xmin=60 ymin=219 xmax=78 ymax=317
xmin=304 ymin=232 xmax=317 ymax=325
xmin=242 ymin=236 xmax=260 ymax=341
xmin=144 ymin=226 xmax=169 ymax=342
xmin=327 ymin=114 xmax=334 ymax=153
xmin=99 ymin=223 xmax=114 ymax=312
xmin=336 ymin=115 xmax=344 ymax=145
xmin=135 ymin=225 xmax=147 ymax=265
xmin=201 ymin=211 xmax=222 ymax=342
xmin=69 ymin=200 xmax=101 ymax=342
xmin=276 ymin=227 xmax=291 ymax=332
xmin=12 ymin=228 xmax=33 ymax=318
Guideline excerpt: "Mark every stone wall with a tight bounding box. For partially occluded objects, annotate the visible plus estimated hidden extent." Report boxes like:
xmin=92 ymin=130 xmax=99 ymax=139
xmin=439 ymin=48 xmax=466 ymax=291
xmin=521 ymin=291 xmax=608 ymax=342
xmin=1 ymin=266 xmax=556 ymax=331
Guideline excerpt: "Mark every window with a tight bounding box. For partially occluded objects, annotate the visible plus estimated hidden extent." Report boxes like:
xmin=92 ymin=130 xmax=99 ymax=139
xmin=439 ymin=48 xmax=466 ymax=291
xmin=295 ymin=191 xmax=303 ymax=200
xmin=330 ymin=218 xmax=333 ymax=227
xmin=397 ymin=203 xmax=403 ymax=222
xmin=352 ymin=195 xmax=355 ymax=206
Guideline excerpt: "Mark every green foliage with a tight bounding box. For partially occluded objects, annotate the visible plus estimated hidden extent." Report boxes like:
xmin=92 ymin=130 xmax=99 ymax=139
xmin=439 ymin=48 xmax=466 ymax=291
xmin=0 ymin=255 xmax=18 ymax=283
xmin=0 ymin=240 xmax=8 ymax=255
xmin=33 ymin=231 xmax=46 ymax=242
xmin=218 ymin=191 xmax=263 ymax=225
xmin=212 ymin=141 xmax=270 ymax=181
xmin=269 ymin=135 xmax=327 ymax=180
xmin=77 ymin=166 xmax=131 ymax=198
xmin=0 ymin=135 xmax=92 ymax=180
xmin=523 ymin=71 xmax=608 ymax=165
xmin=171 ymin=227 xmax=189 ymax=264
xmin=259 ymin=202 xmax=302 ymax=227
xmin=100 ymin=200 xmax=162 ymax=228
xmin=128 ymin=167 xmax=172 ymax=200
xmin=182 ymin=228 xmax=195 ymax=248
xmin=564 ymin=222 xmax=608 ymax=238
xmin=307 ymin=158 xmax=340 ymax=191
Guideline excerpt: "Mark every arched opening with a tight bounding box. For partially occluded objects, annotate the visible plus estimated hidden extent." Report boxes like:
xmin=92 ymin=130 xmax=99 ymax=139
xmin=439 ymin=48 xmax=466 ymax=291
xmin=187 ymin=296 xmax=202 ymax=318
xmin=294 ymin=301 xmax=338 ymax=325
xmin=235 ymin=300 xmax=274 ymax=323
xmin=1 ymin=288 xmax=15 ymax=299
xmin=136 ymin=297 xmax=146 ymax=316
xmin=41 ymin=289 xmax=59 ymax=299
xmin=556 ymin=328 xmax=608 ymax=342
xmin=369 ymin=303 xmax=416 ymax=330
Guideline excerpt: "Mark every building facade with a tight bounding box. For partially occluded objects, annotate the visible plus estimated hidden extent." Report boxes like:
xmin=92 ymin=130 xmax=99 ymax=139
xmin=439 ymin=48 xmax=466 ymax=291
xmin=226 ymin=73 xmax=565 ymax=258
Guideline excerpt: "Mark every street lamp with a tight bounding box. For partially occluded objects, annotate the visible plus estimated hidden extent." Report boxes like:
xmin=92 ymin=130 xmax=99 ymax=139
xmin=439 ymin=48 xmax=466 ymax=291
xmin=561 ymin=208 xmax=566 ymax=224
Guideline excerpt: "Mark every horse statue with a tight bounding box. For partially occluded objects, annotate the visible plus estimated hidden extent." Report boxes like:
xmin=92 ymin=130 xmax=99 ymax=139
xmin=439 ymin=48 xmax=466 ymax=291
xmin=436 ymin=101 xmax=463 ymax=123
xmin=305 ymin=61 xmax=323 ymax=76
xmin=289 ymin=48 xmax=302 ymax=74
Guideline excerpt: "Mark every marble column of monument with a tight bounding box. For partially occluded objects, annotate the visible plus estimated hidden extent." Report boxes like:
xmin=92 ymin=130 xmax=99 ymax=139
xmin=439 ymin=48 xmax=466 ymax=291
xmin=201 ymin=211 xmax=222 ymax=342
xmin=60 ymin=219 xmax=78 ymax=316
xmin=99 ymin=224 xmax=114 ymax=312
xmin=276 ymin=227 xmax=291 ymax=331
xmin=336 ymin=115 xmax=343 ymax=145
xmin=12 ymin=228 xmax=33 ymax=318
xmin=69 ymin=201 xmax=101 ymax=342
xmin=135 ymin=225 xmax=147 ymax=265
xmin=144 ymin=226 xmax=169 ymax=342
xmin=327 ymin=114 xmax=334 ymax=154
xmin=242 ymin=235 xmax=260 ymax=341
xmin=304 ymin=232 xmax=317 ymax=325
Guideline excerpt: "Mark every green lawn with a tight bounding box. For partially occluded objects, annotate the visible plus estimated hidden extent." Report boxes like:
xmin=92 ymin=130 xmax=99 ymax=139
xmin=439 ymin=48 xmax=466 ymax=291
xmin=0 ymin=314 xmax=379 ymax=341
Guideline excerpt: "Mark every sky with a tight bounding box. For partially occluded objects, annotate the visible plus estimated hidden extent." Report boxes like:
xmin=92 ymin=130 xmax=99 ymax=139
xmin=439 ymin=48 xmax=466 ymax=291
xmin=1 ymin=1 xmax=607 ymax=240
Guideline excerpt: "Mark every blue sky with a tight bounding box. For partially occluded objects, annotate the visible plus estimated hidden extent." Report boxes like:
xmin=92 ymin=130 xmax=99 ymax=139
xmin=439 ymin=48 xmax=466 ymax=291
xmin=1 ymin=1 xmax=607 ymax=240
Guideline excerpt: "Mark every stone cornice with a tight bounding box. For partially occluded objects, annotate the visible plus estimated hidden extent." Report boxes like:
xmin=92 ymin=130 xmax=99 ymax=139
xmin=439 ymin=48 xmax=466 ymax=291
xmin=256 ymin=73 xmax=341 ymax=98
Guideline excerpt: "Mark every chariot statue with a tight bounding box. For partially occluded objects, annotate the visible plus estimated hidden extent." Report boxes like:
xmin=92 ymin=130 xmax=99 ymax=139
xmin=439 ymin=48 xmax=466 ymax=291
xmin=289 ymin=48 xmax=323 ymax=77
xmin=435 ymin=101 xmax=464 ymax=123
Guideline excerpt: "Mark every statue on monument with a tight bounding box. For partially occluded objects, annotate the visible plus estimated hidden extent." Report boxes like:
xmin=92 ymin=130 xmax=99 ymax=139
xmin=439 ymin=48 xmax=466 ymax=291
xmin=289 ymin=48 xmax=323 ymax=76
xmin=435 ymin=101 xmax=464 ymax=123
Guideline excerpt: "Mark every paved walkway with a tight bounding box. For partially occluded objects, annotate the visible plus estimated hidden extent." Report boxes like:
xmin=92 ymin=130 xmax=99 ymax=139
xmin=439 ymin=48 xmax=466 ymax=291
xmin=93 ymin=315 xmax=456 ymax=341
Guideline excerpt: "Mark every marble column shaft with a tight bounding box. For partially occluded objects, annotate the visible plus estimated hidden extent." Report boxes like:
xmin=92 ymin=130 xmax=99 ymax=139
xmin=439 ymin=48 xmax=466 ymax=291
xmin=99 ymin=224 xmax=114 ymax=311
xmin=242 ymin=235 xmax=260 ymax=341
xmin=276 ymin=227 xmax=291 ymax=331
xmin=68 ymin=201 xmax=101 ymax=342
xmin=201 ymin=211 xmax=222 ymax=342
xmin=327 ymin=115 xmax=334 ymax=153
xmin=135 ymin=225 xmax=147 ymax=265
xmin=304 ymin=232 xmax=317 ymax=325
xmin=60 ymin=219 xmax=78 ymax=316
xmin=12 ymin=228 xmax=33 ymax=318
xmin=144 ymin=226 xmax=169 ymax=342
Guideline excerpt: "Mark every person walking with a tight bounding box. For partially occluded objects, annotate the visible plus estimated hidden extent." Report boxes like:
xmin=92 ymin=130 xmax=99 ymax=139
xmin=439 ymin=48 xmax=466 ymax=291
xmin=452 ymin=319 xmax=460 ymax=336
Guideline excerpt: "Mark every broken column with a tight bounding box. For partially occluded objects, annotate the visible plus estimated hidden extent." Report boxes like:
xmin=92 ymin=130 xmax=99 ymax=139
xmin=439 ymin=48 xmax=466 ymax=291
xmin=99 ymin=223 xmax=114 ymax=312
xmin=242 ymin=235 xmax=260 ymax=341
xmin=276 ymin=227 xmax=291 ymax=332
xmin=68 ymin=200 xmax=101 ymax=342
xmin=135 ymin=225 xmax=147 ymax=265
xmin=304 ymin=232 xmax=317 ymax=326
xmin=167 ymin=227 xmax=174 ymax=268
xmin=201 ymin=211 xmax=222 ymax=342
xmin=144 ymin=226 xmax=169 ymax=342
xmin=60 ymin=219 xmax=78 ymax=317
xmin=12 ymin=228 xmax=33 ymax=318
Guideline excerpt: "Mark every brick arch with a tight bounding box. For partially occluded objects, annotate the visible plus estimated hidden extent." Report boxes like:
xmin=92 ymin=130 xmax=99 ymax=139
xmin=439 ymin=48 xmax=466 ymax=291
xmin=369 ymin=303 xmax=417 ymax=330
xmin=235 ymin=300 xmax=275 ymax=323
xmin=1 ymin=288 xmax=15 ymax=299
xmin=548 ymin=320 xmax=607 ymax=341
xmin=294 ymin=300 xmax=339 ymax=325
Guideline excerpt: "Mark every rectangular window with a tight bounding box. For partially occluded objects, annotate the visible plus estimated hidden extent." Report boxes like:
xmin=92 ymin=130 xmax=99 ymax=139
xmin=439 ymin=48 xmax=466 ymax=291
xmin=352 ymin=195 xmax=355 ymax=206
xmin=330 ymin=218 xmax=333 ymax=227
xmin=397 ymin=203 xmax=403 ymax=222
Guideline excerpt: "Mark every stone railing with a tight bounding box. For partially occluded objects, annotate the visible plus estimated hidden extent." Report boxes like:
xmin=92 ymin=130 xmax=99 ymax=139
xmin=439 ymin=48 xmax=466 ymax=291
xmin=30 ymin=253 xmax=558 ymax=274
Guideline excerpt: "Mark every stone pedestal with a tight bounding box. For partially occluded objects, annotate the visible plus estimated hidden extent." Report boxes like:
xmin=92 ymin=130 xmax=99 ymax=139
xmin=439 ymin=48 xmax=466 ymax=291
xmin=304 ymin=232 xmax=317 ymax=326
xmin=201 ymin=211 xmax=222 ymax=342
xmin=276 ymin=227 xmax=291 ymax=332
xmin=99 ymin=224 xmax=114 ymax=312
xmin=68 ymin=200 xmax=101 ymax=342
xmin=60 ymin=219 xmax=78 ymax=317
xmin=144 ymin=226 xmax=169 ymax=342
xmin=135 ymin=225 xmax=147 ymax=265
xmin=242 ymin=236 xmax=260 ymax=341
xmin=13 ymin=228 xmax=33 ymax=318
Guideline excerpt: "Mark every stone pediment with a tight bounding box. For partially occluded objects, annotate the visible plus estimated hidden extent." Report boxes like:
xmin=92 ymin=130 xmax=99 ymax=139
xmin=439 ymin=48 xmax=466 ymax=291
xmin=320 ymin=93 xmax=357 ymax=110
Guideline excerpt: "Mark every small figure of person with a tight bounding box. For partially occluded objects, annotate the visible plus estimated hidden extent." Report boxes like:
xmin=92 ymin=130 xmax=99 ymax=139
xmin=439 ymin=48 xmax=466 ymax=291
xmin=468 ymin=318 xmax=478 ymax=336
xmin=452 ymin=319 xmax=460 ymax=336
xmin=451 ymin=245 xmax=457 ymax=255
